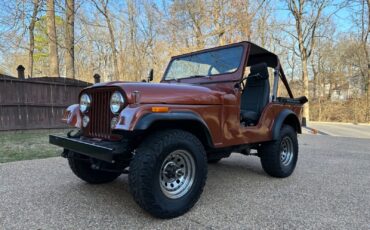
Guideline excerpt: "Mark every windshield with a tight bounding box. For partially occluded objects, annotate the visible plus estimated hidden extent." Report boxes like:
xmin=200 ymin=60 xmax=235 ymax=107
xmin=164 ymin=46 xmax=244 ymax=80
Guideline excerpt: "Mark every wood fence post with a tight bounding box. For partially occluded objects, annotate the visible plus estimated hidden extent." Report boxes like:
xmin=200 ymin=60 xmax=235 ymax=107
xmin=93 ymin=74 xmax=101 ymax=83
xmin=17 ymin=65 xmax=25 ymax=79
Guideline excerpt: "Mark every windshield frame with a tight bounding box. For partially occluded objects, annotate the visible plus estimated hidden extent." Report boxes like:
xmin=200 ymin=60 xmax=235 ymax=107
xmin=161 ymin=44 xmax=245 ymax=82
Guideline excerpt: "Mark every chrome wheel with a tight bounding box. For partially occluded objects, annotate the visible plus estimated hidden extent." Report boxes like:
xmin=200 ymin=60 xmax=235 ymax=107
xmin=280 ymin=136 xmax=294 ymax=166
xmin=159 ymin=150 xmax=196 ymax=199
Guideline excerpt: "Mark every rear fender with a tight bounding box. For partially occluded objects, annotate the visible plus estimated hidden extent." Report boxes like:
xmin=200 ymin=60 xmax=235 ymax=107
xmin=272 ymin=109 xmax=301 ymax=140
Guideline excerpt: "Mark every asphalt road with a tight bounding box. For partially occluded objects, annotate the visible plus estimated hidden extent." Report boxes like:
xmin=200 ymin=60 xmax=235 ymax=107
xmin=1 ymin=134 xmax=370 ymax=229
xmin=308 ymin=122 xmax=370 ymax=139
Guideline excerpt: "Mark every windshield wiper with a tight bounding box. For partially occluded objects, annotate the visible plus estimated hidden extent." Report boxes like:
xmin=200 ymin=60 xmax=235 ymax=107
xmin=175 ymin=75 xmax=210 ymax=82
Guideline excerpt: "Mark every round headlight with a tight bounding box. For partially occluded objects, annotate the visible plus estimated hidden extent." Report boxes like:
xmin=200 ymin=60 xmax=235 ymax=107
xmin=110 ymin=91 xmax=125 ymax=114
xmin=80 ymin=93 xmax=91 ymax=113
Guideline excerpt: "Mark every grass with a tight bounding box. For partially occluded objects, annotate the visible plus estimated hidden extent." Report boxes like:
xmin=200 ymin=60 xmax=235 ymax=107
xmin=0 ymin=129 xmax=71 ymax=163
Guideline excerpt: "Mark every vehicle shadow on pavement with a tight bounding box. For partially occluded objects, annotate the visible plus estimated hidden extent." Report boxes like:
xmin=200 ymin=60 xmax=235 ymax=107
xmin=212 ymin=154 xmax=267 ymax=176
xmin=61 ymin=154 xmax=269 ymax=219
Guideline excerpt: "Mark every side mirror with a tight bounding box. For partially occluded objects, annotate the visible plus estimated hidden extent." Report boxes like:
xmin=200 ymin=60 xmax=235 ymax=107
xmin=233 ymin=82 xmax=241 ymax=94
xmin=147 ymin=69 xmax=153 ymax=82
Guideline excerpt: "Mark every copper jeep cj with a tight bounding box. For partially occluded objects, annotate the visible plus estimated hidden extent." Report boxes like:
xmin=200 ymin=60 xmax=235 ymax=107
xmin=50 ymin=41 xmax=308 ymax=218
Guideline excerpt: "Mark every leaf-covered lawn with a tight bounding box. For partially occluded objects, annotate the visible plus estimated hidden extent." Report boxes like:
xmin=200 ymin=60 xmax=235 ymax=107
xmin=0 ymin=129 xmax=71 ymax=163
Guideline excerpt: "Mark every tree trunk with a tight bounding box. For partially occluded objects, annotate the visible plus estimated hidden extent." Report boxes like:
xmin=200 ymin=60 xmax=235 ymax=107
xmin=189 ymin=13 xmax=204 ymax=48
xmin=364 ymin=42 xmax=370 ymax=122
xmin=47 ymin=0 xmax=60 ymax=77
xmin=106 ymin=15 xmax=119 ymax=81
xmin=65 ymin=0 xmax=75 ymax=79
xmin=28 ymin=0 xmax=39 ymax=78
xmin=296 ymin=15 xmax=310 ymax=122
xmin=91 ymin=0 xmax=119 ymax=80
xmin=287 ymin=0 xmax=327 ymax=123
xmin=127 ymin=0 xmax=137 ymax=81
xmin=313 ymin=70 xmax=318 ymax=99
xmin=311 ymin=57 xmax=320 ymax=121
xmin=364 ymin=0 xmax=370 ymax=122
xmin=301 ymin=58 xmax=310 ymax=122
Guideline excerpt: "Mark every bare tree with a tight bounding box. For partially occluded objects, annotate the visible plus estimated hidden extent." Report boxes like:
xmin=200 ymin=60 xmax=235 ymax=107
xmin=127 ymin=0 xmax=138 ymax=81
xmin=65 ymin=0 xmax=75 ymax=78
xmin=360 ymin=0 xmax=370 ymax=120
xmin=187 ymin=0 xmax=206 ymax=48
xmin=286 ymin=0 xmax=330 ymax=123
xmin=0 ymin=0 xmax=368 ymax=122
xmin=28 ymin=0 xmax=40 ymax=78
xmin=169 ymin=0 xmax=207 ymax=49
xmin=233 ymin=0 xmax=253 ymax=41
xmin=46 ymin=0 xmax=60 ymax=77
xmin=92 ymin=0 xmax=119 ymax=80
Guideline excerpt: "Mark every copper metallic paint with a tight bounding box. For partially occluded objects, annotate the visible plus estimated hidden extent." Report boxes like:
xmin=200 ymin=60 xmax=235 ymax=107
xmin=67 ymin=41 xmax=303 ymax=147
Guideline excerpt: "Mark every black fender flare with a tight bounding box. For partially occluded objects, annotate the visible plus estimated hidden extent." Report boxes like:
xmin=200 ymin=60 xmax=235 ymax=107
xmin=272 ymin=109 xmax=302 ymax=140
xmin=134 ymin=111 xmax=214 ymax=147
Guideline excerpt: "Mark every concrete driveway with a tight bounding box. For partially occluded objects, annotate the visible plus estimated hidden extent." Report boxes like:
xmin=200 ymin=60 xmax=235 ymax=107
xmin=308 ymin=122 xmax=370 ymax=139
xmin=1 ymin=134 xmax=370 ymax=229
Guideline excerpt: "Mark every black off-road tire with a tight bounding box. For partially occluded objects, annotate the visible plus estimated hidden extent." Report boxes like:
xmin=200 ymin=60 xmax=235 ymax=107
xmin=259 ymin=125 xmax=298 ymax=178
xmin=67 ymin=151 xmax=121 ymax=184
xmin=129 ymin=129 xmax=207 ymax=219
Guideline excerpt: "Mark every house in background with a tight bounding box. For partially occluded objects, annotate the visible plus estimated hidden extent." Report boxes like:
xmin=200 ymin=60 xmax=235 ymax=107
xmin=331 ymin=82 xmax=350 ymax=101
xmin=330 ymin=75 xmax=364 ymax=101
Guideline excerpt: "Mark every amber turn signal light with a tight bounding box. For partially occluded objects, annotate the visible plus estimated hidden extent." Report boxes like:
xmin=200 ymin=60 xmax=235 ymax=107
xmin=151 ymin=107 xmax=169 ymax=113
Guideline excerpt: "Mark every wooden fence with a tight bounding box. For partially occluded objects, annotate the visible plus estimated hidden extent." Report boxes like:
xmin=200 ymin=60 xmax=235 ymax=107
xmin=0 ymin=75 xmax=91 ymax=131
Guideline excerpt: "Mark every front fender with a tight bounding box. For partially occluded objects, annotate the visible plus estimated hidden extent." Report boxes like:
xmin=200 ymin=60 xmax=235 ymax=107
xmin=113 ymin=105 xmax=151 ymax=130
xmin=113 ymin=105 xmax=208 ymax=131
xmin=134 ymin=112 xmax=209 ymax=130
xmin=113 ymin=105 xmax=214 ymax=147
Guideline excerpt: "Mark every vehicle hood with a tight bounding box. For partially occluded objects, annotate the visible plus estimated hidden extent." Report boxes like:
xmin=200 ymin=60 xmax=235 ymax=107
xmin=89 ymin=82 xmax=225 ymax=105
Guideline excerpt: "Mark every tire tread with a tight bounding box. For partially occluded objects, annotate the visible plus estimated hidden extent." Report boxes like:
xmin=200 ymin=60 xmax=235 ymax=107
xmin=260 ymin=125 xmax=298 ymax=178
xmin=129 ymin=129 xmax=207 ymax=219
xmin=68 ymin=151 xmax=121 ymax=184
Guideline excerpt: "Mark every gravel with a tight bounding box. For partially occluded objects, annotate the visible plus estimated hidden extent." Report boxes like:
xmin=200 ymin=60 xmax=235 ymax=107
xmin=0 ymin=134 xmax=369 ymax=229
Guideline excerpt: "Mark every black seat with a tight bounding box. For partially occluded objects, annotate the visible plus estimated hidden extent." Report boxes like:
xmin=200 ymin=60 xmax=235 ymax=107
xmin=240 ymin=63 xmax=270 ymax=125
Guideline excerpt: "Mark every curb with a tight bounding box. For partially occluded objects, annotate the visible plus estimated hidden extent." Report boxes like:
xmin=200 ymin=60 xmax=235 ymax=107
xmin=302 ymin=126 xmax=329 ymax=136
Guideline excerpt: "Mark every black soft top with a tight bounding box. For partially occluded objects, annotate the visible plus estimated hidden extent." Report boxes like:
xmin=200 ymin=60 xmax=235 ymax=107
xmin=246 ymin=42 xmax=293 ymax=98
xmin=247 ymin=42 xmax=280 ymax=68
